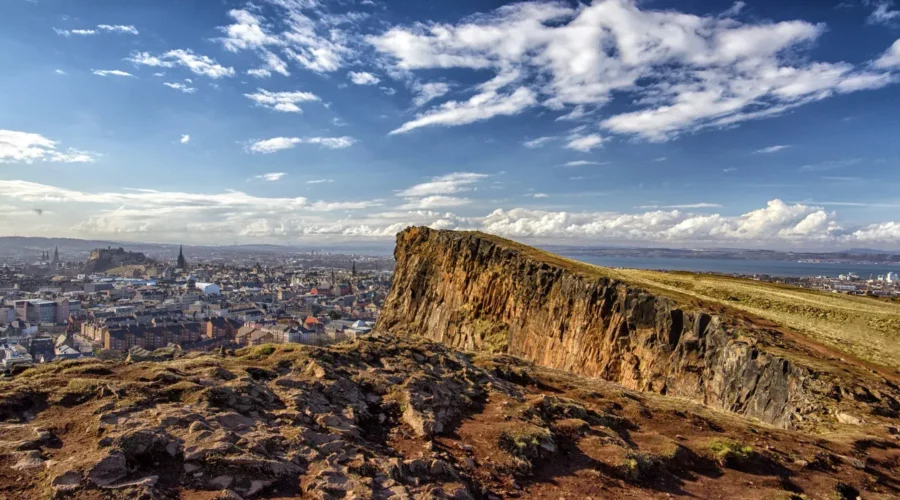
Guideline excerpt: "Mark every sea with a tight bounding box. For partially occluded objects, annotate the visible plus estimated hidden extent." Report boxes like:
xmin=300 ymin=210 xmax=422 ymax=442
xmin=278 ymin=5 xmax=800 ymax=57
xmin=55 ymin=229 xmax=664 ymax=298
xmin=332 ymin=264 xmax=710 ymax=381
xmin=558 ymin=253 xmax=900 ymax=278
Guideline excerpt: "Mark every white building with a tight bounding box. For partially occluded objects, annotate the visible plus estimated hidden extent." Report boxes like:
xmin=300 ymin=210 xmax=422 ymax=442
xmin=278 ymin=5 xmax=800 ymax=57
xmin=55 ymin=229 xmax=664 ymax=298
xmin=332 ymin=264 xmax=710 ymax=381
xmin=195 ymin=282 xmax=222 ymax=295
xmin=887 ymin=272 xmax=898 ymax=283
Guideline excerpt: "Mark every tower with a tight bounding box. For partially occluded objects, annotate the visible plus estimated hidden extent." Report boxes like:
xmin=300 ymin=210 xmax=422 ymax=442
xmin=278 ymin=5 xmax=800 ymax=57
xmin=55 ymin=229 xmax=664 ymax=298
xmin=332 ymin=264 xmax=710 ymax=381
xmin=52 ymin=247 xmax=59 ymax=266
xmin=176 ymin=245 xmax=187 ymax=270
xmin=351 ymin=262 xmax=356 ymax=276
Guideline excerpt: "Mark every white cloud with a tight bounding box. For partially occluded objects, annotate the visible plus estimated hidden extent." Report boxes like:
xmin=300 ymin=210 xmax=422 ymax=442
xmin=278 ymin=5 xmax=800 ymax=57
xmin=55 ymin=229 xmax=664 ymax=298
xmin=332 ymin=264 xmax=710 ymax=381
xmin=398 ymin=172 xmax=488 ymax=197
xmin=248 ymin=136 xmax=356 ymax=153
xmin=566 ymin=134 xmax=604 ymax=152
xmin=754 ymin=145 xmax=790 ymax=154
xmin=307 ymin=179 xmax=334 ymax=184
xmin=531 ymin=193 xmax=549 ymax=199
xmin=412 ymin=82 xmax=451 ymax=106
xmin=0 ymin=130 xmax=95 ymax=164
xmin=638 ymin=203 xmax=722 ymax=209
xmin=128 ymin=50 xmax=235 ymax=79
xmin=92 ymin=69 xmax=135 ymax=77
xmin=390 ymin=87 xmax=536 ymax=135
xmin=244 ymin=88 xmax=321 ymax=113
xmin=654 ymin=157 xmax=667 ymax=162
xmin=875 ymin=39 xmax=900 ymax=69
xmin=54 ymin=69 xmax=66 ymax=75
xmin=398 ymin=196 xmax=471 ymax=209
xmin=214 ymin=1 xmax=354 ymax=74
xmin=370 ymin=0 xmax=898 ymax=140
xmin=869 ymin=1 xmax=900 ymax=25
xmin=523 ymin=136 xmax=554 ymax=148
xmin=348 ymin=71 xmax=380 ymax=85
xmin=180 ymin=135 xmax=191 ymax=144
xmin=253 ymin=172 xmax=287 ymax=182
xmin=53 ymin=28 xmax=95 ymax=36
xmin=97 ymin=24 xmax=139 ymax=35
xmin=163 ymin=82 xmax=197 ymax=93
xmin=2 ymin=178 xmax=900 ymax=246
xmin=559 ymin=160 xmax=607 ymax=167
xmin=55 ymin=24 xmax=138 ymax=37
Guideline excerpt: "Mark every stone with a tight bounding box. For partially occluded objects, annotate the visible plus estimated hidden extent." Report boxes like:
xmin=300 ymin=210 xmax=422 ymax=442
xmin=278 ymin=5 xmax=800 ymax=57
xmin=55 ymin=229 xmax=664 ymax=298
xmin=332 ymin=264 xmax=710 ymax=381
xmin=89 ymin=452 xmax=128 ymax=486
xmin=210 ymin=475 xmax=234 ymax=489
xmin=50 ymin=470 xmax=82 ymax=492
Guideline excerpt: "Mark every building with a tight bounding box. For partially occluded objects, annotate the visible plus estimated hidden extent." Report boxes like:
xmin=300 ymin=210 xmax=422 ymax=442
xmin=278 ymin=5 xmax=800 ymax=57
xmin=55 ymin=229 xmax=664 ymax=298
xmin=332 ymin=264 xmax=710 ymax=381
xmin=195 ymin=282 xmax=221 ymax=295
xmin=887 ymin=272 xmax=898 ymax=283
xmin=15 ymin=299 xmax=57 ymax=323
xmin=176 ymin=245 xmax=188 ymax=270
xmin=29 ymin=337 xmax=56 ymax=363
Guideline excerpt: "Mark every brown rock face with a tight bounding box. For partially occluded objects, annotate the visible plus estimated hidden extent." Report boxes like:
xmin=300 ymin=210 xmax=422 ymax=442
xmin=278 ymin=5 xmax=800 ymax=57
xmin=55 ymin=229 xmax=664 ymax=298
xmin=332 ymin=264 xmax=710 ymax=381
xmin=377 ymin=227 xmax=900 ymax=429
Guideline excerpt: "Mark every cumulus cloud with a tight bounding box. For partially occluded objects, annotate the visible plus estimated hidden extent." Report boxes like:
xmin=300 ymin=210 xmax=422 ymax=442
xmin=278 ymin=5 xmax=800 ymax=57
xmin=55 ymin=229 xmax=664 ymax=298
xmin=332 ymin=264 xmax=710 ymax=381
xmin=248 ymin=136 xmax=356 ymax=153
xmin=0 ymin=179 xmax=387 ymax=241
xmin=244 ymin=88 xmax=320 ymax=113
xmin=1 ymin=178 xmax=899 ymax=246
xmin=0 ymin=130 xmax=95 ymax=164
xmin=370 ymin=0 xmax=899 ymax=140
xmin=180 ymin=135 xmax=191 ymax=144
xmin=163 ymin=82 xmax=197 ymax=93
xmin=348 ymin=71 xmax=380 ymax=85
xmin=92 ymin=69 xmax=135 ymax=77
xmin=128 ymin=49 xmax=235 ymax=79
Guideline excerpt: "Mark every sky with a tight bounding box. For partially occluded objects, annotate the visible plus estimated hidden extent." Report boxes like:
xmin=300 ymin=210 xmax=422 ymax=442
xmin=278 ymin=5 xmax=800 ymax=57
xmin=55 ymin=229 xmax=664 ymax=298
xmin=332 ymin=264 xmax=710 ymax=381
xmin=1 ymin=0 xmax=900 ymax=250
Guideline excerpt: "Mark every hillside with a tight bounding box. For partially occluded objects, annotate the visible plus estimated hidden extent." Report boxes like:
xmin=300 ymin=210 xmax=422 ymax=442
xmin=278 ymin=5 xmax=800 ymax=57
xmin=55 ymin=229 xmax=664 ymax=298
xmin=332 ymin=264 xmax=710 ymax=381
xmin=378 ymin=227 xmax=900 ymax=430
xmin=2 ymin=227 xmax=900 ymax=499
xmin=2 ymin=336 xmax=899 ymax=499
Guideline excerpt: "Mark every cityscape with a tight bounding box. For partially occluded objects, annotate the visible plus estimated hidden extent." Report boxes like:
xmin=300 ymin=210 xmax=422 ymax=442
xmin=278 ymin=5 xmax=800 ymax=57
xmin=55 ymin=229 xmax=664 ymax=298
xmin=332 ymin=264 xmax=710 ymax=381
xmin=1 ymin=244 xmax=394 ymax=370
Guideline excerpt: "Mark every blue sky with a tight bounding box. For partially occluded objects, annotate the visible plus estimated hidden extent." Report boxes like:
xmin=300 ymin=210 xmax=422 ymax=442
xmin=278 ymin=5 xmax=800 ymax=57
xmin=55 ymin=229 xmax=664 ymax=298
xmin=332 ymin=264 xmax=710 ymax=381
xmin=1 ymin=0 xmax=900 ymax=249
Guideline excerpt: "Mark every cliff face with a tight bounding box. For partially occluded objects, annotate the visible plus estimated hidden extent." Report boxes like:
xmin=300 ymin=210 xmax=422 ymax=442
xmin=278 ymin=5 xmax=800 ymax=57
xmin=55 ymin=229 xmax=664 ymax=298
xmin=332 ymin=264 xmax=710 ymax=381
xmin=377 ymin=227 xmax=900 ymax=429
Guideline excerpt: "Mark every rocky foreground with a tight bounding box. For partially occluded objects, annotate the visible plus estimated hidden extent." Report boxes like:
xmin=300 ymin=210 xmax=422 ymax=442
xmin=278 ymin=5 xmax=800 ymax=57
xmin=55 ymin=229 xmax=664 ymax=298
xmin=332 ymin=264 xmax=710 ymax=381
xmin=1 ymin=334 xmax=899 ymax=499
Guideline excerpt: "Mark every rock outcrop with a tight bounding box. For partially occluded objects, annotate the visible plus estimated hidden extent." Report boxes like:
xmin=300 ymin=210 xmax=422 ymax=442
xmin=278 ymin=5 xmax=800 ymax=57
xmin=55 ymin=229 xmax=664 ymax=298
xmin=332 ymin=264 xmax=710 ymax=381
xmin=378 ymin=227 xmax=900 ymax=429
xmin=4 ymin=335 xmax=900 ymax=499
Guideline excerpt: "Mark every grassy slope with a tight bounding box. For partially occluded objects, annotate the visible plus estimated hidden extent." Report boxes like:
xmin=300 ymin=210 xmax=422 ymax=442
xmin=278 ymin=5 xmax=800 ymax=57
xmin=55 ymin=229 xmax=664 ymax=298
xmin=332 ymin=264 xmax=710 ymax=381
xmin=463 ymin=231 xmax=900 ymax=370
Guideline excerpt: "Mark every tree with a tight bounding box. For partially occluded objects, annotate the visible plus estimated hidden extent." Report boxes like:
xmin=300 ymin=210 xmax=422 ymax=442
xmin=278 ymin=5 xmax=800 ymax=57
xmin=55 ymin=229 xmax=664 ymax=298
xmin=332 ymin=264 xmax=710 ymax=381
xmin=328 ymin=310 xmax=342 ymax=320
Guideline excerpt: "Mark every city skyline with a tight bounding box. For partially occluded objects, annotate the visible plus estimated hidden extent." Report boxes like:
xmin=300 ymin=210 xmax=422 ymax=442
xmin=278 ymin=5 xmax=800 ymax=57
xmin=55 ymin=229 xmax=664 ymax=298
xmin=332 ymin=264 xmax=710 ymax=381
xmin=2 ymin=0 xmax=900 ymax=250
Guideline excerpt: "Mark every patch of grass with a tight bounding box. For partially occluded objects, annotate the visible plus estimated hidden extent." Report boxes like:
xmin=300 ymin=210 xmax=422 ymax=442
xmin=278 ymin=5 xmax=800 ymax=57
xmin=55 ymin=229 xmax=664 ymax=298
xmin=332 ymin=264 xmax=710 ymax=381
xmin=707 ymin=438 xmax=754 ymax=467
xmin=620 ymin=451 xmax=658 ymax=481
xmin=236 ymin=344 xmax=276 ymax=360
xmin=463 ymin=230 xmax=900 ymax=370
xmin=498 ymin=424 xmax=555 ymax=459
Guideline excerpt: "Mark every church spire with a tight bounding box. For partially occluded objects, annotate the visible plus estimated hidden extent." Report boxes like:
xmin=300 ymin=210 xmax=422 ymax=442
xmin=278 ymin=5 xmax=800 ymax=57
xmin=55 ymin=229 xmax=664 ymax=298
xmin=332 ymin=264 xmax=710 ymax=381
xmin=176 ymin=245 xmax=187 ymax=269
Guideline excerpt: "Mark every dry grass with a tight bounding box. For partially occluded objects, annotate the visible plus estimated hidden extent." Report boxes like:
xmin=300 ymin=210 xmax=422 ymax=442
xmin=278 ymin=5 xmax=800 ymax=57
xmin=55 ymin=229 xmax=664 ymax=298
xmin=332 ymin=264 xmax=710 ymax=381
xmin=468 ymin=231 xmax=900 ymax=370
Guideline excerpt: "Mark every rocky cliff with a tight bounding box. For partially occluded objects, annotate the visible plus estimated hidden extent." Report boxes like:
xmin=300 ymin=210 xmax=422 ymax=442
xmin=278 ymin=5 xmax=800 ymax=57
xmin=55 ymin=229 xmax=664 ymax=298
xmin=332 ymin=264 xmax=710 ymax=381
xmin=377 ymin=227 xmax=900 ymax=429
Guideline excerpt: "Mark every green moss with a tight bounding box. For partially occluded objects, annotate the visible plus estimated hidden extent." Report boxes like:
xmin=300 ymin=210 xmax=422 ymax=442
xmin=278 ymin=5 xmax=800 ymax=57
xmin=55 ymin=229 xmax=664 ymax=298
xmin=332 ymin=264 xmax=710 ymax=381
xmin=473 ymin=319 xmax=510 ymax=353
xmin=236 ymin=344 xmax=277 ymax=360
xmin=707 ymin=438 xmax=754 ymax=467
